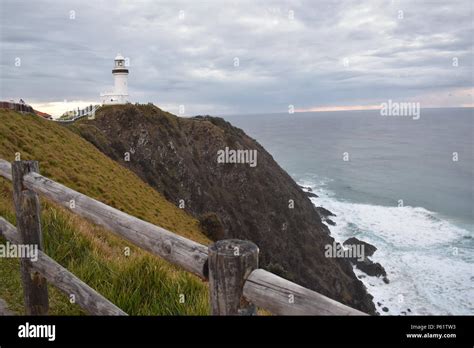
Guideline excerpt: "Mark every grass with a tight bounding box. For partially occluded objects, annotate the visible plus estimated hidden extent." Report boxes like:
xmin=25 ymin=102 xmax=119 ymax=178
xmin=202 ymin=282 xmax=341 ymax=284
xmin=0 ymin=110 xmax=211 ymax=315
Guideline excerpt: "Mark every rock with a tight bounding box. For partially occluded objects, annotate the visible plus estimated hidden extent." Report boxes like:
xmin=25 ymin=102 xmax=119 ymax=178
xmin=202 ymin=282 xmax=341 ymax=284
xmin=299 ymin=185 xmax=313 ymax=192
xmin=315 ymin=207 xmax=337 ymax=226
xmin=199 ymin=212 xmax=225 ymax=241
xmin=343 ymin=245 xmax=388 ymax=281
xmin=325 ymin=218 xmax=336 ymax=226
xmin=343 ymin=237 xmax=388 ymax=281
xmin=305 ymin=191 xmax=318 ymax=198
xmin=265 ymin=263 xmax=294 ymax=282
xmin=315 ymin=206 xmax=336 ymax=218
xmin=377 ymin=302 xmax=382 ymax=307
xmin=354 ymin=259 xmax=387 ymax=277
xmin=407 ymin=308 xmax=411 ymax=312
xmin=382 ymin=307 xmax=389 ymax=312
xmin=343 ymin=237 xmax=377 ymax=257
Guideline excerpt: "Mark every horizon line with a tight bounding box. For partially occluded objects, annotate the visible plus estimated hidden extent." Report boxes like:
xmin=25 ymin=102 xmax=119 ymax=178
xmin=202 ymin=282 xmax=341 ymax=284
xmin=218 ymin=104 xmax=474 ymax=117
xmin=12 ymin=99 xmax=474 ymax=118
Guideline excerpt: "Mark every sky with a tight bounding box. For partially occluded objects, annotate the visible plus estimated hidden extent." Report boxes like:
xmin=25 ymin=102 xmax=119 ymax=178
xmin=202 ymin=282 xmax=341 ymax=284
xmin=0 ymin=0 xmax=473 ymax=116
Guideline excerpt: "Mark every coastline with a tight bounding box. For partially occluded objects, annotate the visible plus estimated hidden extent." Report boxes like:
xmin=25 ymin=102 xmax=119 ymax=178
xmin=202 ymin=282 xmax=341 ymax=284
xmin=297 ymin=176 xmax=474 ymax=316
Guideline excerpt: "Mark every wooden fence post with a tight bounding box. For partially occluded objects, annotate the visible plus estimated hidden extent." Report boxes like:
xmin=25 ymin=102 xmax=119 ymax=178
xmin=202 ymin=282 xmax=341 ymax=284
xmin=12 ymin=160 xmax=49 ymax=315
xmin=208 ymin=239 xmax=258 ymax=315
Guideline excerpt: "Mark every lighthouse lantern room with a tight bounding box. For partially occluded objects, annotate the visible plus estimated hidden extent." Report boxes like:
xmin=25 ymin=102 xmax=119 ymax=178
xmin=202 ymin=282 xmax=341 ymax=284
xmin=100 ymin=54 xmax=129 ymax=105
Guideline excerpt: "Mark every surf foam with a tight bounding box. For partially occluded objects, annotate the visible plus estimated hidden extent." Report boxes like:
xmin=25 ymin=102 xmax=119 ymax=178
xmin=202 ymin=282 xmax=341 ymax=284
xmin=298 ymin=176 xmax=474 ymax=315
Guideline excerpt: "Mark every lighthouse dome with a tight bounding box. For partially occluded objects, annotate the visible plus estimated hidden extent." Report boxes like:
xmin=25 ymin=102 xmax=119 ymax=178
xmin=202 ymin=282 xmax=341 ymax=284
xmin=115 ymin=53 xmax=125 ymax=60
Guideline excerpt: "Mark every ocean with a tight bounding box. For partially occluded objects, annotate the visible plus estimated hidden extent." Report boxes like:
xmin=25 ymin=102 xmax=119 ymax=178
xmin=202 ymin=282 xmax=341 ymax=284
xmin=223 ymin=107 xmax=473 ymax=315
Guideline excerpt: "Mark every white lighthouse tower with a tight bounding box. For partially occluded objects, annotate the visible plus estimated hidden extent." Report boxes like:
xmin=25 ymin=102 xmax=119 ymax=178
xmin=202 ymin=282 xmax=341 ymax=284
xmin=100 ymin=54 xmax=129 ymax=105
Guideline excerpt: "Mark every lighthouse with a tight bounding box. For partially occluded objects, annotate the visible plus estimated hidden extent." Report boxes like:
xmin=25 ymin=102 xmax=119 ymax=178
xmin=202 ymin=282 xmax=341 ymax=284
xmin=100 ymin=54 xmax=129 ymax=105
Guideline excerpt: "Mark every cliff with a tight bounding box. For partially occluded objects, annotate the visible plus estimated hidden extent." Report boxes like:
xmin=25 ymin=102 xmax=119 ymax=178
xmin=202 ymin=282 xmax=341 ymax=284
xmin=71 ymin=104 xmax=376 ymax=313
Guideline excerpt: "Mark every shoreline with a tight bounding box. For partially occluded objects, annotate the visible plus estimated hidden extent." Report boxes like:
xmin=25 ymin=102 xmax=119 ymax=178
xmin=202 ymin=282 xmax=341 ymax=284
xmin=298 ymin=177 xmax=474 ymax=316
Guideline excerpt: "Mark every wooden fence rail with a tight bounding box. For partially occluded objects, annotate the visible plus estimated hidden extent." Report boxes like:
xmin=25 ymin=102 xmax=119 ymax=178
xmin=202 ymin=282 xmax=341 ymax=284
xmin=0 ymin=159 xmax=366 ymax=316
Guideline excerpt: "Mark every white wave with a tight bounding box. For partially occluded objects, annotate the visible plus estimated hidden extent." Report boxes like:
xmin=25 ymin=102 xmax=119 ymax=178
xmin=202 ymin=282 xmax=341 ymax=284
xmin=299 ymin=178 xmax=474 ymax=315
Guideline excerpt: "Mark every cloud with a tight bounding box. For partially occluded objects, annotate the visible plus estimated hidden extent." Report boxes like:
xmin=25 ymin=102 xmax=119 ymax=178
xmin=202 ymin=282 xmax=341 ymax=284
xmin=1 ymin=0 xmax=472 ymax=116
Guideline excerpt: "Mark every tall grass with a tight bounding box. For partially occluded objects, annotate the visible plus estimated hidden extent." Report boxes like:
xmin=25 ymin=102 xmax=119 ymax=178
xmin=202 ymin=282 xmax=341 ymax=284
xmin=0 ymin=179 xmax=210 ymax=315
xmin=0 ymin=110 xmax=211 ymax=315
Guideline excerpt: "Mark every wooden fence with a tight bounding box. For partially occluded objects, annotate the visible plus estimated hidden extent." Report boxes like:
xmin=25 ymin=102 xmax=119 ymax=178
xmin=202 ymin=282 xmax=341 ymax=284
xmin=55 ymin=104 xmax=101 ymax=123
xmin=0 ymin=159 xmax=366 ymax=316
xmin=0 ymin=101 xmax=35 ymax=114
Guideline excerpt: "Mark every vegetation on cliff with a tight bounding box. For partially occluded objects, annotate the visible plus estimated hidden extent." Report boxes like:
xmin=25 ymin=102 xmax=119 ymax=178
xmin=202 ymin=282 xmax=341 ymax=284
xmin=0 ymin=109 xmax=210 ymax=314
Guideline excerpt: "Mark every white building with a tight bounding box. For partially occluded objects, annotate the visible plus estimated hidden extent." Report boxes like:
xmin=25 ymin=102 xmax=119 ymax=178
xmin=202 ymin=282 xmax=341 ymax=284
xmin=100 ymin=54 xmax=129 ymax=105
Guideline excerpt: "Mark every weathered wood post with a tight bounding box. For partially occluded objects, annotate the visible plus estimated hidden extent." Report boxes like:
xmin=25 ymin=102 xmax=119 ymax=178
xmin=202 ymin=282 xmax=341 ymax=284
xmin=208 ymin=239 xmax=258 ymax=315
xmin=12 ymin=160 xmax=49 ymax=315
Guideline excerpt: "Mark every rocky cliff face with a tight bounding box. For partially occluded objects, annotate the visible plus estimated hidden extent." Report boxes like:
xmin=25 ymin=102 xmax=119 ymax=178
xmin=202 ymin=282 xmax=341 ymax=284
xmin=72 ymin=104 xmax=376 ymax=314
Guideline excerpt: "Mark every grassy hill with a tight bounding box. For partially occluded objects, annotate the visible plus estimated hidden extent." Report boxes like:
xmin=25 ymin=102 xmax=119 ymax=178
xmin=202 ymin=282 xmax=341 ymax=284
xmin=0 ymin=109 xmax=210 ymax=315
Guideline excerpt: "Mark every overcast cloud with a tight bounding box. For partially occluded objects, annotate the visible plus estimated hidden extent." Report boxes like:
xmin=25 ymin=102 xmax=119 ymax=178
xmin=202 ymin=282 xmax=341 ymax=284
xmin=0 ymin=0 xmax=472 ymax=116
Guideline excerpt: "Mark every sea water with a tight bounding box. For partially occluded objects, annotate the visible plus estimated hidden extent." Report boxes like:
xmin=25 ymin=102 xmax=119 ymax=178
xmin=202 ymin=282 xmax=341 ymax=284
xmin=223 ymin=107 xmax=473 ymax=315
